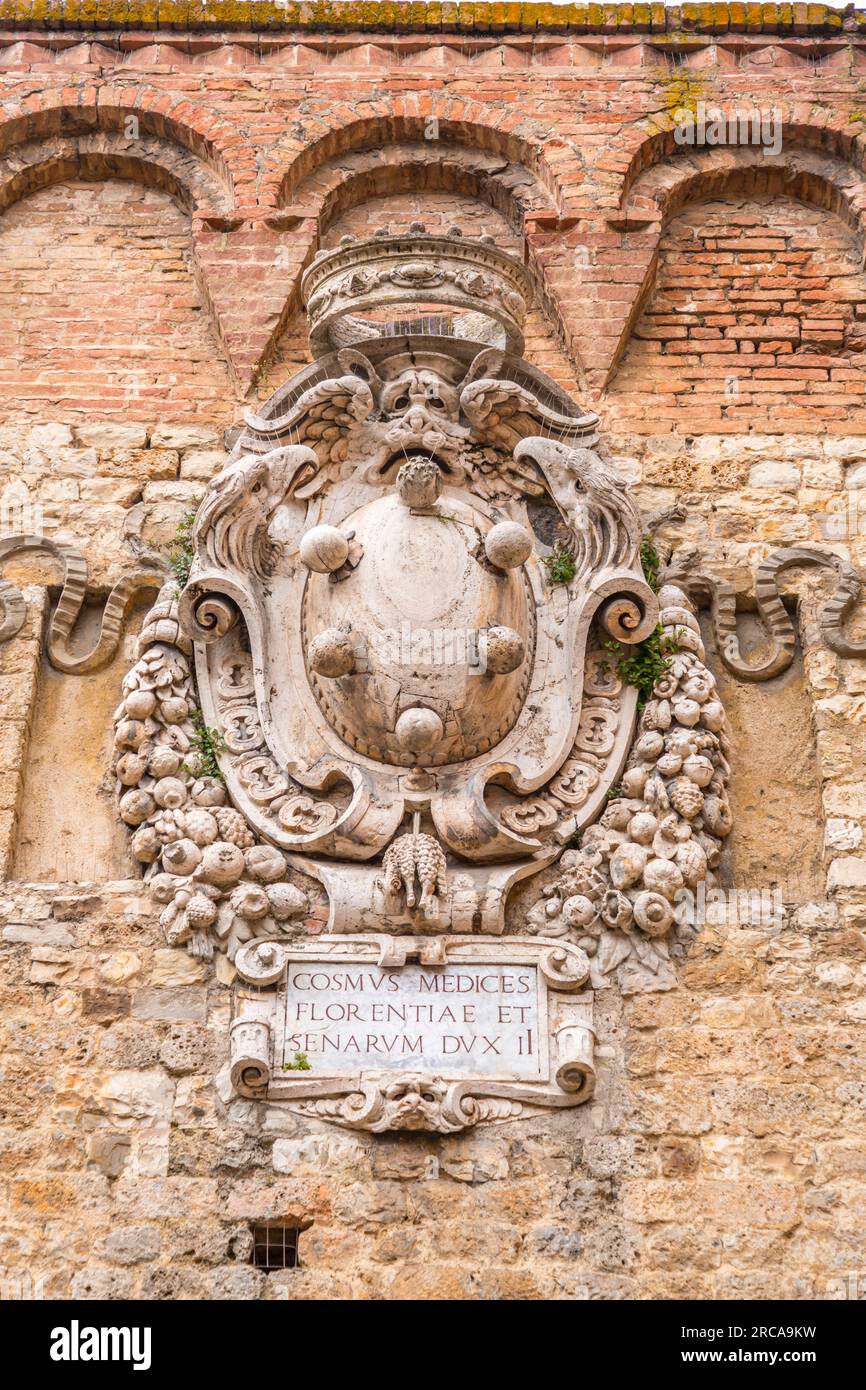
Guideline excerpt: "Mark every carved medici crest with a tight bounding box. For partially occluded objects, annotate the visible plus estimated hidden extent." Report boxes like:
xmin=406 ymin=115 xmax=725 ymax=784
xmin=178 ymin=236 xmax=657 ymax=882
xmin=113 ymin=226 xmax=732 ymax=1132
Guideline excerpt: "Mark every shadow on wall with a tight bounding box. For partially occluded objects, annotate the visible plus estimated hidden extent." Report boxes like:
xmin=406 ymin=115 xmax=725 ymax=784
xmin=700 ymin=609 xmax=824 ymax=902
xmin=12 ymin=596 xmax=152 ymax=883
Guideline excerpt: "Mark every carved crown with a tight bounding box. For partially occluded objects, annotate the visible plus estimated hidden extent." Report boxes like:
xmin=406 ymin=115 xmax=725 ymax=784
xmin=301 ymin=223 xmax=533 ymax=357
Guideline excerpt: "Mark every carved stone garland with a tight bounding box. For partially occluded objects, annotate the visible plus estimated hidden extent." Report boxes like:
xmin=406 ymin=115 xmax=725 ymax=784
xmin=526 ymin=583 xmax=732 ymax=996
xmin=113 ymin=584 xmax=316 ymax=963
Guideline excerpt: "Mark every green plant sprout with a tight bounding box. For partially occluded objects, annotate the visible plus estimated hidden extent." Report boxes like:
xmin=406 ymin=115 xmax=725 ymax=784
xmin=543 ymin=544 xmax=577 ymax=586
xmin=605 ymin=624 xmax=679 ymax=709
xmin=168 ymin=506 xmax=199 ymax=588
xmin=282 ymin=1052 xmax=312 ymax=1072
xmin=639 ymin=535 xmax=662 ymax=593
xmin=184 ymin=712 xmax=228 ymax=780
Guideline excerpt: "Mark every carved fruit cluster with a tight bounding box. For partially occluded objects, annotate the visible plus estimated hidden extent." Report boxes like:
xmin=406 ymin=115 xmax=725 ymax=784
xmin=114 ymin=584 xmax=309 ymax=961
xmin=528 ymin=584 xmax=732 ymax=991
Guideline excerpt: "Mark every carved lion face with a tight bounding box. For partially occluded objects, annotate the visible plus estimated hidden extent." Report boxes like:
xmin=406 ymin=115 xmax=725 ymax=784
xmin=380 ymin=368 xmax=459 ymax=421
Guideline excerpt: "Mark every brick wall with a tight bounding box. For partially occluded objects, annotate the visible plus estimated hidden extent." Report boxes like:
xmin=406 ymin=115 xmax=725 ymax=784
xmin=0 ymin=181 xmax=231 ymax=425
xmin=609 ymin=194 xmax=866 ymax=433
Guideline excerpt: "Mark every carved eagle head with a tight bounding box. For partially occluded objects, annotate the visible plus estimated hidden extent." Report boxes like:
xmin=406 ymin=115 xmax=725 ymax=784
xmin=513 ymin=437 xmax=642 ymax=583
xmin=193 ymin=445 xmax=318 ymax=583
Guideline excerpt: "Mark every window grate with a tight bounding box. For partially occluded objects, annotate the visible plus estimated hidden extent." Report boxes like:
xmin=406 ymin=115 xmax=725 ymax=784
xmin=251 ymin=1224 xmax=300 ymax=1272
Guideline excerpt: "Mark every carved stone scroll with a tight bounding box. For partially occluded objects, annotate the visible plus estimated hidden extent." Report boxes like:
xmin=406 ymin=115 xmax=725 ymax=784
xmin=670 ymin=545 xmax=866 ymax=682
xmin=0 ymin=533 xmax=163 ymax=673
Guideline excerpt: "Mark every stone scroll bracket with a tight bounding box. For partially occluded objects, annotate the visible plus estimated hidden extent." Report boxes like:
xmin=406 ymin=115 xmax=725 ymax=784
xmin=0 ymin=534 xmax=165 ymax=675
xmin=666 ymin=545 xmax=866 ymax=683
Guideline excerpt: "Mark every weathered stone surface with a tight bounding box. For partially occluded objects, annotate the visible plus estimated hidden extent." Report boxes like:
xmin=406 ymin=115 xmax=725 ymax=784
xmin=87 ymin=1132 xmax=132 ymax=1179
xmin=132 ymin=989 xmax=207 ymax=1023
xmin=75 ymin=425 xmax=148 ymax=451
xmin=100 ymin=1070 xmax=175 ymax=1123
xmin=99 ymin=1225 xmax=161 ymax=1266
xmin=179 ymin=449 xmax=228 ymax=481
xmin=150 ymin=950 xmax=209 ymax=989
xmin=150 ymin=426 xmax=221 ymax=451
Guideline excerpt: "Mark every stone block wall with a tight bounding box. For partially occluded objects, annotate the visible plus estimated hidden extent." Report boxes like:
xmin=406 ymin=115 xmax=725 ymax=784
xmin=1 ymin=2 xmax=866 ymax=1301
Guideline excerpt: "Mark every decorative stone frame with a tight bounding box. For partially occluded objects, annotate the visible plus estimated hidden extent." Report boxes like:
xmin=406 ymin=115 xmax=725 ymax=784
xmin=229 ymin=934 xmax=595 ymax=1133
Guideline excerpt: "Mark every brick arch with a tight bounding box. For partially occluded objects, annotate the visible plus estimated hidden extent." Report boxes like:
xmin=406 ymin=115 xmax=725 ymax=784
xmin=618 ymin=146 xmax=866 ymax=238
xmin=604 ymin=163 xmax=866 ymax=432
xmin=572 ymin=112 xmax=866 ymax=393
xmin=0 ymin=173 xmax=234 ymax=425
xmin=0 ymin=123 xmax=244 ymax=391
xmin=0 ymin=132 xmax=233 ymax=220
xmin=0 ymin=86 xmax=240 ymax=208
xmin=610 ymin=104 xmax=866 ymax=216
xmin=591 ymin=141 xmax=866 ymax=391
xmin=268 ymin=98 xmax=574 ymax=218
xmin=290 ymin=142 xmax=559 ymax=238
xmin=0 ymin=92 xmax=279 ymax=391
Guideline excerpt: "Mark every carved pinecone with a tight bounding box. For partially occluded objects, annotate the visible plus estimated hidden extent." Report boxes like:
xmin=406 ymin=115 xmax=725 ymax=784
xmin=185 ymin=894 xmax=218 ymax=929
xmin=214 ymin=807 xmax=255 ymax=849
xmin=668 ymin=777 xmax=704 ymax=820
xmin=136 ymin=583 xmax=193 ymax=657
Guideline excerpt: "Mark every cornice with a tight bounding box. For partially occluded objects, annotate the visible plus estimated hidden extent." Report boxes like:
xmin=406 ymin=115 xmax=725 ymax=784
xmin=0 ymin=3 xmax=863 ymax=41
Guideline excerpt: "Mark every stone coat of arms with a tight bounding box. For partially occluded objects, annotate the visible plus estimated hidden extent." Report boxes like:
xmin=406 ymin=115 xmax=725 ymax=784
xmin=112 ymin=226 xmax=733 ymax=1131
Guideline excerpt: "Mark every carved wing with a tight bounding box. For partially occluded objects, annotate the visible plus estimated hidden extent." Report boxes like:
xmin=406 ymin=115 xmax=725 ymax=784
xmin=460 ymin=365 xmax=642 ymax=584
xmin=243 ymin=372 xmax=374 ymax=487
xmin=459 ymin=370 xmax=601 ymax=499
xmin=460 ymin=374 xmax=599 ymax=452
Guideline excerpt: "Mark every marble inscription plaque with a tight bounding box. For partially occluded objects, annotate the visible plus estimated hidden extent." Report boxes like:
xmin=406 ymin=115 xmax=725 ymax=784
xmin=280 ymin=961 xmax=545 ymax=1080
xmin=231 ymin=936 xmax=595 ymax=1131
